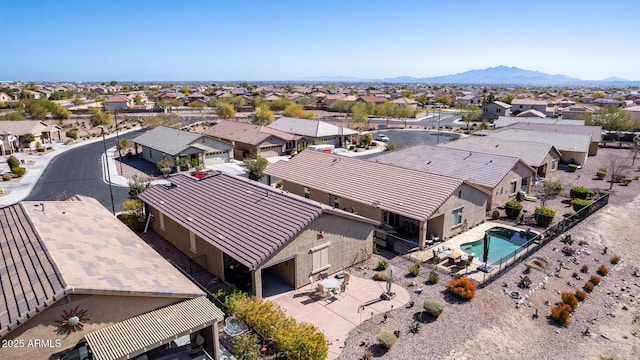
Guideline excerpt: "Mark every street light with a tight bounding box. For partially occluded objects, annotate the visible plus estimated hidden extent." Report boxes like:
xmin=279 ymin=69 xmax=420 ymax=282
xmin=114 ymin=110 xmax=124 ymax=175
xmin=98 ymin=125 xmax=116 ymax=215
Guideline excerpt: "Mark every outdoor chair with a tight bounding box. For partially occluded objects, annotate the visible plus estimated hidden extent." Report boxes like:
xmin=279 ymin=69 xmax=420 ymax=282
xmin=343 ymin=273 xmax=350 ymax=283
xmin=315 ymin=284 xmax=328 ymax=298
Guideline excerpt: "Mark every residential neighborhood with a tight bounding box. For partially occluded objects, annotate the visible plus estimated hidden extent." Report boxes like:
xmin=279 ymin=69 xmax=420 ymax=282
xmin=2 ymin=2 xmax=640 ymax=359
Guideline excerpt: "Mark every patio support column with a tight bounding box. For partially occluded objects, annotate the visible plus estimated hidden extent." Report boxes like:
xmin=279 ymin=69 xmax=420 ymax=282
xmin=251 ymin=268 xmax=263 ymax=298
xmin=211 ymin=322 xmax=221 ymax=359
xmin=418 ymin=220 xmax=427 ymax=250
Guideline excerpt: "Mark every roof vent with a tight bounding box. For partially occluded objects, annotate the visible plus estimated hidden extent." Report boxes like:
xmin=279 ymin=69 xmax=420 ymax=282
xmin=162 ymin=182 xmax=178 ymax=190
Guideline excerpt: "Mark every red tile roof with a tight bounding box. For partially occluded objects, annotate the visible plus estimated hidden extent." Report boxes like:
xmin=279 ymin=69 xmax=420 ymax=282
xmin=138 ymin=173 xmax=326 ymax=268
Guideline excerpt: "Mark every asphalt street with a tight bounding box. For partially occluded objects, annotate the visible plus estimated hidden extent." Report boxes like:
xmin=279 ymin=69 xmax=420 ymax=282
xmin=25 ymin=130 xmax=144 ymax=211
xmin=373 ymin=129 xmax=459 ymax=149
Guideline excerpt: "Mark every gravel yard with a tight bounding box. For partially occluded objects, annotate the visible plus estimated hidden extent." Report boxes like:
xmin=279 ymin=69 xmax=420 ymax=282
xmin=337 ymin=147 xmax=640 ymax=360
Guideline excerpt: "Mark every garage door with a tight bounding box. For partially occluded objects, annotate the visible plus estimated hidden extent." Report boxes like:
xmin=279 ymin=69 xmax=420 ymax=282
xmin=204 ymin=151 xmax=228 ymax=165
xmin=258 ymin=145 xmax=282 ymax=158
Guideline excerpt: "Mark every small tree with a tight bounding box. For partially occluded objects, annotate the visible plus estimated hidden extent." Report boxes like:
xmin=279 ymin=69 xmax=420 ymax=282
xmin=7 ymin=155 xmax=20 ymax=169
xmin=157 ymin=158 xmax=175 ymax=176
xmin=128 ymin=174 xmax=152 ymax=200
xmin=121 ymin=199 xmax=145 ymax=231
xmin=538 ymin=181 xmax=562 ymax=207
xmin=607 ymin=155 xmax=631 ymax=189
xmin=253 ymin=104 xmax=275 ymax=125
xmin=232 ymin=333 xmax=261 ymax=360
xmin=65 ymin=130 xmax=78 ymax=140
xmin=244 ymin=156 xmax=268 ymax=181
xmin=361 ymin=133 xmax=373 ymax=147
xmin=21 ymin=133 xmax=35 ymax=146
xmin=283 ymin=103 xmax=315 ymax=120
xmin=569 ymin=186 xmax=590 ymax=199
xmin=460 ymin=104 xmax=481 ymax=129
xmin=216 ymin=102 xmax=236 ymax=120
xmin=89 ymin=108 xmax=112 ymax=127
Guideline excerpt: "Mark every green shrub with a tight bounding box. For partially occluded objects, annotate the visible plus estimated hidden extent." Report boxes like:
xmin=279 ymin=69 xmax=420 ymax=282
xmin=373 ymin=272 xmax=388 ymax=281
xmin=377 ymin=260 xmax=389 ymax=270
xmin=423 ymin=300 xmax=444 ymax=318
xmin=561 ymin=292 xmax=579 ymax=311
xmin=7 ymin=155 xmax=19 ymax=169
xmin=560 ymin=234 xmax=573 ymax=245
xmin=583 ymin=281 xmax=595 ymax=293
xmin=409 ymin=264 xmax=420 ymax=277
xmin=589 ymin=275 xmax=601 ymax=286
xmin=233 ymin=333 xmax=261 ymax=360
xmin=575 ymin=290 xmax=587 ymax=301
xmin=409 ymin=321 xmax=421 ymax=334
xmin=36 ymin=147 xmax=45 ymax=152
xmin=11 ymin=167 xmax=26 ymax=177
xmin=597 ymin=265 xmax=609 ymax=276
xmin=65 ymin=130 xmax=78 ymax=140
xmin=551 ymin=303 xmax=572 ymax=326
xmin=446 ymin=277 xmax=476 ymax=300
xmin=428 ymin=271 xmax=439 ymax=284
xmin=505 ymin=200 xmax=523 ymax=219
xmin=610 ymin=255 xmax=620 ymax=264
xmin=2 ymin=174 xmax=12 ymax=182
xmin=572 ymin=198 xmax=592 ymax=212
xmin=534 ymin=207 xmax=555 ymax=227
xmin=376 ymin=331 xmax=397 ymax=349
xmin=570 ymin=186 xmax=590 ymax=200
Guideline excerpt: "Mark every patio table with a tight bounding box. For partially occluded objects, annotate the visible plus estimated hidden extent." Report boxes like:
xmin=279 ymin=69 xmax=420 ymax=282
xmin=447 ymin=252 xmax=462 ymax=265
xmin=320 ymin=278 xmax=342 ymax=291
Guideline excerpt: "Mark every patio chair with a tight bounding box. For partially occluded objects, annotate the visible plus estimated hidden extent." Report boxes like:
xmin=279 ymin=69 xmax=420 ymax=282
xmin=309 ymin=275 xmax=316 ymax=291
xmin=343 ymin=273 xmax=350 ymax=283
xmin=315 ymin=284 xmax=328 ymax=298
xmin=319 ymin=272 xmax=329 ymax=280
xmin=335 ymin=282 xmax=348 ymax=299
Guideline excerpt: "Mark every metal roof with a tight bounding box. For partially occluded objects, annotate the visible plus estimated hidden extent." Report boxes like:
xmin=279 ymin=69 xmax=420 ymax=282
xmin=372 ymin=145 xmax=532 ymax=188
xmin=138 ymin=173 xmax=325 ymax=269
xmin=85 ymin=296 xmax=224 ymax=360
xmin=269 ymin=117 xmax=358 ymax=138
xmin=265 ymin=150 xmax=465 ymax=222
xmin=132 ymin=126 xmax=203 ymax=156
xmin=438 ymin=136 xmax=561 ymax=168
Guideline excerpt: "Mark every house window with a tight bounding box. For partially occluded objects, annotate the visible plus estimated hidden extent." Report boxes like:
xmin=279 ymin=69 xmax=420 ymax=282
xmin=304 ymin=186 xmax=310 ymax=199
xmin=521 ymin=177 xmax=529 ymax=192
xmin=310 ymin=243 xmax=330 ymax=274
xmin=330 ymin=194 xmax=340 ymax=208
xmin=149 ymin=148 xmax=152 ymax=158
xmin=159 ymin=213 xmax=165 ymax=231
xmin=551 ymin=160 xmax=557 ymax=170
xmin=452 ymin=208 xmax=463 ymax=228
xmin=189 ymin=231 xmax=197 ymax=254
xmin=510 ymin=181 xmax=518 ymax=195
xmin=519 ymin=105 xmax=523 ymax=108
xmin=458 ymin=190 xmax=462 ymax=198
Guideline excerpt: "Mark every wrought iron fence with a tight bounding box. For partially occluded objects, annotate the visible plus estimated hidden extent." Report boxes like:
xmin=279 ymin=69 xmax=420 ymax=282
xmin=479 ymin=192 xmax=610 ymax=287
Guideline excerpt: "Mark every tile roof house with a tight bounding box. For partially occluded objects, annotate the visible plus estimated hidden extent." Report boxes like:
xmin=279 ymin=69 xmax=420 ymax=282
xmin=438 ymin=136 xmax=562 ymax=178
xmin=132 ymin=126 xmax=233 ymax=168
xmin=0 ymin=196 xmax=224 ymax=360
xmin=391 ymin=97 xmax=419 ymax=109
xmin=265 ymin=151 xmax=489 ymax=248
xmin=510 ymin=98 xmax=553 ymax=116
xmin=356 ymin=96 xmax=388 ymax=104
xmin=482 ymin=101 xmax=511 ymax=120
xmin=499 ymin=122 xmax=602 ymax=156
xmin=372 ymin=146 xmax=536 ymax=210
xmin=268 ymin=116 xmax=358 ymax=148
xmin=104 ymin=95 xmax=131 ymax=111
xmin=0 ymin=120 xmax=62 ymax=152
xmin=494 ymin=116 xmax=585 ymax=128
xmin=204 ymin=120 xmax=304 ymax=159
xmin=138 ymin=173 xmax=378 ymax=298
xmin=482 ymin=128 xmax=592 ymax=165
xmin=515 ymin=109 xmax=547 ymax=118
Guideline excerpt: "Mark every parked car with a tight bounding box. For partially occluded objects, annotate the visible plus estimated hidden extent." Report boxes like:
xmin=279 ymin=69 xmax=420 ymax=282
xmin=374 ymin=134 xmax=390 ymax=142
xmin=192 ymin=171 xmax=208 ymax=180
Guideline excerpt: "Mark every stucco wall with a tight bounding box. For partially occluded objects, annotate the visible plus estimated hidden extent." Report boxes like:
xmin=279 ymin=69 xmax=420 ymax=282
xmin=560 ymin=150 xmax=587 ymax=166
xmin=430 ymin=183 xmax=486 ymax=239
xmin=490 ymin=165 xmax=535 ymax=208
xmin=2 ymin=294 xmax=180 ymax=360
xmin=262 ymin=213 xmax=373 ymax=289
xmin=148 ymin=206 xmax=225 ymax=280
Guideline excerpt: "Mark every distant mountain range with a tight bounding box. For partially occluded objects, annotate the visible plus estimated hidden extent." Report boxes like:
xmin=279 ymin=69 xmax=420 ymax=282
xmin=303 ymin=66 xmax=639 ymax=86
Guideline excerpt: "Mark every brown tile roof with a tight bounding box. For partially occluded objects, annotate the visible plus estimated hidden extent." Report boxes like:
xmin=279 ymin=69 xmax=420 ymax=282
xmin=104 ymin=95 xmax=130 ymax=103
xmin=138 ymin=173 xmax=326 ymax=269
xmin=0 ymin=204 xmax=65 ymax=337
xmin=265 ymin=150 xmax=465 ymax=222
xmin=372 ymin=146 xmax=533 ymax=188
xmin=357 ymin=96 xmax=387 ymax=103
xmin=0 ymin=120 xmax=46 ymax=135
xmin=204 ymin=120 xmax=300 ymax=145
xmin=85 ymin=296 xmax=224 ymax=360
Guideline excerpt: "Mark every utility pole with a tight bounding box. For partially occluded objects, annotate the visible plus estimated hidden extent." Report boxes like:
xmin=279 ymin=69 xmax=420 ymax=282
xmin=114 ymin=110 xmax=123 ymax=175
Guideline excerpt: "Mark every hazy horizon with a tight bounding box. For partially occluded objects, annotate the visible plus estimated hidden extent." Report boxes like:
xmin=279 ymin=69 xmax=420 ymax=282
xmin=1 ymin=0 xmax=639 ymax=82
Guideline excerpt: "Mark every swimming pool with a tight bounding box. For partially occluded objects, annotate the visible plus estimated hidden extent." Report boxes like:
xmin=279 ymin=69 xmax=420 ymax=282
xmin=460 ymin=227 xmax=538 ymax=265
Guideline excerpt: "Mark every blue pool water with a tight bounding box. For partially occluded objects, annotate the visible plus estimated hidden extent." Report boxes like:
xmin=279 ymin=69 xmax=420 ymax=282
xmin=460 ymin=227 xmax=537 ymax=265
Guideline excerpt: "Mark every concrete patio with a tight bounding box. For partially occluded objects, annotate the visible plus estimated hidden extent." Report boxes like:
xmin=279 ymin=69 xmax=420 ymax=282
xmin=270 ymin=274 xmax=410 ymax=360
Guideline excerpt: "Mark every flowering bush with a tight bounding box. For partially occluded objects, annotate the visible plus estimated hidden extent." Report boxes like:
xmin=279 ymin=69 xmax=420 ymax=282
xmin=610 ymin=255 xmax=620 ymax=265
xmin=583 ymin=281 xmax=595 ymax=293
xmin=446 ymin=277 xmax=476 ymax=300
xmin=589 ymin=275 xmax=601 ymax=286
xmin=597 ymin=265 xmax=609 ymax=276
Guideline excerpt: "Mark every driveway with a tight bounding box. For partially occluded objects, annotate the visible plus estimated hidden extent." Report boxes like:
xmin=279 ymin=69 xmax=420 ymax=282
xmin=271 ymin=274 xmax=410 ymax=360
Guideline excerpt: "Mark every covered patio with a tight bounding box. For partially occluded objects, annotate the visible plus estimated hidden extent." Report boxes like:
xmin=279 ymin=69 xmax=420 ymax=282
xmin=271 ymin=274 xmax=410 ymax=360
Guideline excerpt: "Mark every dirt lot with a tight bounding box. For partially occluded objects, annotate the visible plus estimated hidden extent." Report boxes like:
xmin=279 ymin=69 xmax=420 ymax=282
xmin=339 ymin=146 xmax=640 ymax=360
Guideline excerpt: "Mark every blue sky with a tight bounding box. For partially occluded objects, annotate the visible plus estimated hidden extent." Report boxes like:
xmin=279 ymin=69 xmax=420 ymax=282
xmin=1 ymin=0 xmax=638 ymax=82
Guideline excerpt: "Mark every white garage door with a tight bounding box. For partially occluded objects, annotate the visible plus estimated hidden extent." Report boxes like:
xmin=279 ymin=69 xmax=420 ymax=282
xmin=205 ymin=151 xmax=228 ymax=165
